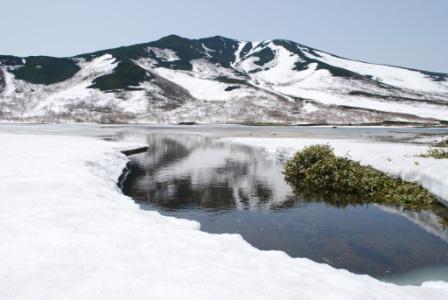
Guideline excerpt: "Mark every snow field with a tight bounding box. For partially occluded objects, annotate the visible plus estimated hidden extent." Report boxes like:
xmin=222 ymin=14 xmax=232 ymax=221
xmin=1 ymin=133 xmax=448 ymax=299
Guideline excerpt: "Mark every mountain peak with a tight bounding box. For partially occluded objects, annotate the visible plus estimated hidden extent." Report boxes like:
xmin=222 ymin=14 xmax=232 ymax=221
xmin=156 ymin=34 xmax=190 ymax=43
xmin=199 ymin=35 xmax=236 ymax=42
xmin=1 ymin=35 xmax=447 ymax=124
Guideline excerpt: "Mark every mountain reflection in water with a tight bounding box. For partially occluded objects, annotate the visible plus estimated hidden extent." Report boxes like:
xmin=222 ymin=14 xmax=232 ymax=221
xmin=120 ymin=132 xmax=448 ymax=281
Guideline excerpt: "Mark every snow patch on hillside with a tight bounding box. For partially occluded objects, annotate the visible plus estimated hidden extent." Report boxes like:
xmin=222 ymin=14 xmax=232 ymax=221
xmin=308 ymin=51 xmax=448 ymax=94
xmin=26 ymin=54 xmax=119 ymax=116
xmin=154 ymin=67 xmax=232 ymax=101
xmin=0 ymin=67 xmax=16 ymax=97
xmin=277 ymin=76 xmax=448 ymax=120
xmin=154 ymin=59 xmax=252 ymax=101
xmin=248 ymin=42 xmax=311 ymax=85
xmin=148 ymin=47 xmax=179 ymax=62
xmin=232 ymin=41 xmax=248 ymax=66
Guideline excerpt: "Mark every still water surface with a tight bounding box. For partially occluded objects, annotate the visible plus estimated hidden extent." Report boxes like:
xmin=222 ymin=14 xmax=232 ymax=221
xmin=120 ymin=132 xmax=448 ymax=283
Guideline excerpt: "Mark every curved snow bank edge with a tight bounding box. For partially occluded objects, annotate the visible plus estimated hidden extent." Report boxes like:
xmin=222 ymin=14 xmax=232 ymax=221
xmin=1 ymin=133 xmax=448 ymax=299
xmin=91 ymin=137 xmax=448 ymax=299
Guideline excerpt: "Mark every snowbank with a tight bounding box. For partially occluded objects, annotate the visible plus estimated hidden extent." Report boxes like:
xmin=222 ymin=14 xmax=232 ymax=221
xmin=1 ymin=133 xmax=448 ymax=299
xmin=222 ymin=137 xmax=448 ymax=205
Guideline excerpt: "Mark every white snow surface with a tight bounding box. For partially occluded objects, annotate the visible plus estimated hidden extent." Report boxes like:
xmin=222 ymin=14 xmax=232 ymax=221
xmin=222 ymin=137 xmax=448 ymax=205
xmin=230 ymin=42 xmax=448 ymax=121
xmin=147 ymin=47 xmax=180 ymax=62
xmin=237 ymin=42 xmax=312 ymax=85
xmin=154 ymin=59 xmax=254 ymax=101
xmin=307 ymin=50 xmax=448 ymax=94
xmin=1 ymin=133 xmax=448 ymax=299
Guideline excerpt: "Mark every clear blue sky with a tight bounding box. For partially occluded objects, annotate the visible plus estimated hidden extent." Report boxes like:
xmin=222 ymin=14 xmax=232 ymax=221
xmin=1 ymin=0 xmax=447 ymax=72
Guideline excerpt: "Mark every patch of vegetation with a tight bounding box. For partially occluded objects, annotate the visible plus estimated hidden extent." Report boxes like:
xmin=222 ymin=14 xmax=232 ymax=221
xmin=294 ymin=122 xmax=330 ymax=126
xmin=284 ymin=144 xmax=437 ymax=209
xmin=419 ymin=148 xmax=448 ymax=159
xmin=149 ymin=35 xmax=204 ymax=70
xmin=358 ymin=120 xmax=430 ymax=127
xmin=148 ymin=35 xmax=240 ymax=70
xmin=78 ymin=35 xmax=266 ymax=73
xmin=224 ymin=85 xmax=240 ymax=92
xmin=79 ymin=44 xmax=148 ymax=61
xmin=215 ymin=76 xmax=247 ymax=84
xmin=432 ymin=138 xmax=448 ymax=148
xmin=248 ymin=68 xmax=262 ymax=74
xmin=273 ymin=40 xmax=368 ymax=80
xmin=79 ymin=35 xmax=204 ymax=71
xmin=177 ymin=122 xmax=198 ymax=125
xmin=12 ymin=56 xmax=80 ymax=84
xmin=240 ymin=121 xmax=289 ymax=126
xmin=252 ymin=47 xmax=276 ymax=66
xmin=90 ymin=61 xmax=150 ymax=91
xmin=198 ymin=36 xmax=240 ymax=68
xmin=239 ymin=42 xmax=253 ymax=58
xmin=349 ymin=91 xmax=448 ymax=107
xmin=0 ymin=55 xmax=23 ymax=66
xmin=415 ymin=69 xmax=448 ymax=82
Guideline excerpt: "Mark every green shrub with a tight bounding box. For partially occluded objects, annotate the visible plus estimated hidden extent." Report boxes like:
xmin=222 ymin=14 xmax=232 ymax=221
xmin=284 ymin=144 xmax=334 ymax=187
xmin=420 ymin=148 xmax=448 ymax=159
xmin=252 ymin=47 xmax=276 ymax=66
xmin=12 ymin=56 xmax=80 ymax=84
xmin=90 ymin=61 xmax=150 ymax=91
xmin=432 ymin=138 xmax=448 ymax=148
xmin=284 ymin=144 xmax=437 ymax=209
xmin=224 ymin=85 xmax=240 ymax=92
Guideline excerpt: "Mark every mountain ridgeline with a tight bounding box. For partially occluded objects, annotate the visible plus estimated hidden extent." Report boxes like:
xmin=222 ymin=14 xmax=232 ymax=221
xmin=1 ymin=35 xmax=447 ymax=124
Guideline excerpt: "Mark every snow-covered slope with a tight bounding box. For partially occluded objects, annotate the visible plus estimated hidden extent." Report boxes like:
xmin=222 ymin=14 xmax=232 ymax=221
xmin=1 ymin=132 xmax=448 ymax=299
xmin=1 ymin=35 xmax=447 ymax=124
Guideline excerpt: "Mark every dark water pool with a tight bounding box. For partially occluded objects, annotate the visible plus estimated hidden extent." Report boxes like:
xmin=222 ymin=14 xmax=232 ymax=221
xmin=120 ymin=132 xmax=448 ymax=282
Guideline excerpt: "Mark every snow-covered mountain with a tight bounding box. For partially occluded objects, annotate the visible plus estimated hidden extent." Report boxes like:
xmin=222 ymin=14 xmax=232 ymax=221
xmin=1 ymin=35 xmax=448 ymax=124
